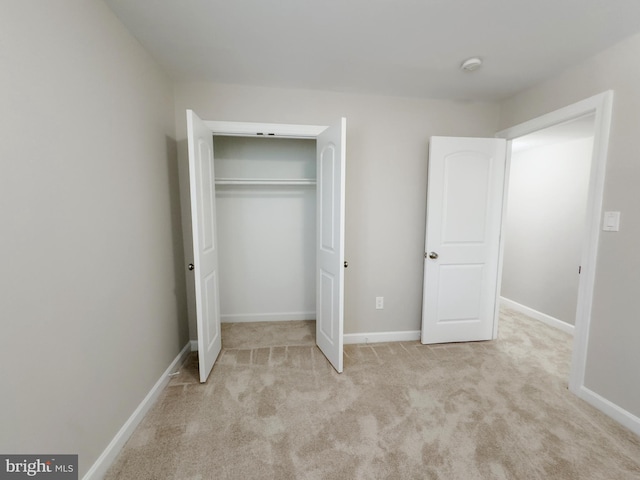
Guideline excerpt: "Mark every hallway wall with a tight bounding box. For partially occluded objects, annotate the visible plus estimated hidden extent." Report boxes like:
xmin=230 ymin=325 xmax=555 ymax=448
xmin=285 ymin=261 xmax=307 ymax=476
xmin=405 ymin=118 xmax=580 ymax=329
xmin=502 ymin=136 xmax=593 ymax=325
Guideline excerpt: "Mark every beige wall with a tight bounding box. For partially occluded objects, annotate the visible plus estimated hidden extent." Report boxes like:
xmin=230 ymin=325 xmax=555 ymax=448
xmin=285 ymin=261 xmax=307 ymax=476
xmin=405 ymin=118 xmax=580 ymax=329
xmin=174 ymin=83 xmax=500 ymax=337
xmin=5 ymin=1 xmax=635 ymax=472
xmin=0 ymin=1 xmax=187 ymax=476
xmin=500 ymin=33 xmax=640 ymax=418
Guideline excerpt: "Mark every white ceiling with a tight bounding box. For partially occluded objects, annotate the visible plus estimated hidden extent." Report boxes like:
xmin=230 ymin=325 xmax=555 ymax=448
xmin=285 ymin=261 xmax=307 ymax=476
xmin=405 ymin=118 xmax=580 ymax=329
xmin=104 ymin=0 xmax=640 ymax=101
xmin=511 ymin=114 xmax=596 ymax=153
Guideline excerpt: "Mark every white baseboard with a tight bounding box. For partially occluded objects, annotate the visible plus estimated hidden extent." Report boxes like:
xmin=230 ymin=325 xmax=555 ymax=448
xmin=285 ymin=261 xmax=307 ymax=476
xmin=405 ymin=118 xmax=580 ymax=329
xmin=191 ymin=331 xmax=422 ymax=349
xmin=83 ymin=343 xmax=191 ymax=480
xmin=578 ymin=385 xmax=640 ymax=437
xmin=343 ymin=330 xmax=421 ymax=345
xmin=500 ymin=296 xmax=575 ymax=335
xmin=221 ymin=311 xmax=316 ymax=323
xmin=501 ymin=297 xmax=640 ymax=438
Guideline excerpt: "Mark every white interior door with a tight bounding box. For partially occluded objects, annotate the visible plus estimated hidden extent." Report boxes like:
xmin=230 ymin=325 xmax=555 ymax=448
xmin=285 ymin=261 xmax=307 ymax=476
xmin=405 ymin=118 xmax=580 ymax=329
xmin=316 ymin=118 xmax=346 ymax=373
xmin=421 ymin=136 xmax=507 ymax=344
xmin=187 ymin=109 xmax=222 ymax=382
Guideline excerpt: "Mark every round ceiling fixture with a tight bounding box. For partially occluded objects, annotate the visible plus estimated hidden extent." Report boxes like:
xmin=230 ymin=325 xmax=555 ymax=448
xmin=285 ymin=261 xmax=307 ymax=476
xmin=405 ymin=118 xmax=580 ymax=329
xmin=460 ymin=57 xmax=483 ymax=72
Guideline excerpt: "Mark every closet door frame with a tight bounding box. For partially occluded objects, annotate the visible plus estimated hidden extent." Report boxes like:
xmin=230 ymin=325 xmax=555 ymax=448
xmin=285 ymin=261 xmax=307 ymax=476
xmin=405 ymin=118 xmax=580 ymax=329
xmin=205 ymin=121 xmax=326 ymax=139
xmin=190 ymin=119 xmax=345 ymax=373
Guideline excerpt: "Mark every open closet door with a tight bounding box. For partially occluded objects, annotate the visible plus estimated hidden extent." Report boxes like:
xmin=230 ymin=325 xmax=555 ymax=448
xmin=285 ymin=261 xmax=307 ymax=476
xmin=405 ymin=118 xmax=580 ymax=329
xmin=186 ymin=109 xmax=222 ymax=382
xmin=316 ymin=118 xmax=347 ymax=373
xmin=421 ymin=136 xmax=506 ymax=344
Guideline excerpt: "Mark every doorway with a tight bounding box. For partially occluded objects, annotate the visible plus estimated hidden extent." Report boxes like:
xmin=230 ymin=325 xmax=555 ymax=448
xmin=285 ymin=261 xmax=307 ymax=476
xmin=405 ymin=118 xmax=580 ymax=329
xmin=213 ymin=135 xmax=317 ymax=325
xmin=184 ymin=114 xmax=347 ymax=381
xmin=495 ymin=91 xmax=613 ymax=395
xmin=500 ymin=114 xmax=596 ymax=340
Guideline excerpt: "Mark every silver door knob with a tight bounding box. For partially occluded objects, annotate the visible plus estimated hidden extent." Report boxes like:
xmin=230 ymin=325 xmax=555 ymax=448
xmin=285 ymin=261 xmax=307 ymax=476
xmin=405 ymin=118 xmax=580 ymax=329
xmin=428 ymin=252 xmax=439 ymax=260
xmin=188 ymin=263 xmax=194 ymax=271
xmin=344 ymin=260 xmax=349 ymax=268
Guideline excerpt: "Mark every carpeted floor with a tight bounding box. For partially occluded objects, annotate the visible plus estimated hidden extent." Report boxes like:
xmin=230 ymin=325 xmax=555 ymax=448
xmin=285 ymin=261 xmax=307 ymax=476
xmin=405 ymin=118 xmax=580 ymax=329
xmin=104 ymin=310 xmax=640 ymax=479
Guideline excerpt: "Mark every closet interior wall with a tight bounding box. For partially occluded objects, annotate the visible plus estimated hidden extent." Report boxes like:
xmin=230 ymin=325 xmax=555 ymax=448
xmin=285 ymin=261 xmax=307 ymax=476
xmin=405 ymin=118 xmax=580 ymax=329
xmin=213 ymin=135 xmax=317 ymax=323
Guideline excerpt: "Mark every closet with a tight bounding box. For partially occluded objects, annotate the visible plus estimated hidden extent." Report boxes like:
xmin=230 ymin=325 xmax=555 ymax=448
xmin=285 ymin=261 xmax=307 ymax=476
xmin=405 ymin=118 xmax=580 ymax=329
xmin=185 ymin=112 xmax=346 ymax=381
xmin=213 ymin=135 xmax=317 ymax=323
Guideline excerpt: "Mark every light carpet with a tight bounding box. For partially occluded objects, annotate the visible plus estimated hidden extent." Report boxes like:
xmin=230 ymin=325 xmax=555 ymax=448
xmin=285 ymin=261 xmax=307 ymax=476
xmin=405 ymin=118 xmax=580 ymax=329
xmin=104 ymin=310 xmax=640 ymax=479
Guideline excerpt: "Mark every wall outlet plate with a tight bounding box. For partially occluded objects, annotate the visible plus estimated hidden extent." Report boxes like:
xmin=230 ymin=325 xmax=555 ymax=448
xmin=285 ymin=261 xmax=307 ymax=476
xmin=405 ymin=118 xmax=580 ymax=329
xmin=375 ymin=297 xmax=384 ymax=309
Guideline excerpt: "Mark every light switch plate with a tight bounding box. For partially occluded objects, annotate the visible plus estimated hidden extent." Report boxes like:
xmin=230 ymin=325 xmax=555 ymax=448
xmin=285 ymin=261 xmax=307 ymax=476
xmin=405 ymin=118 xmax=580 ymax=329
xmin=603 ymin=211 xmax=621 ymax=231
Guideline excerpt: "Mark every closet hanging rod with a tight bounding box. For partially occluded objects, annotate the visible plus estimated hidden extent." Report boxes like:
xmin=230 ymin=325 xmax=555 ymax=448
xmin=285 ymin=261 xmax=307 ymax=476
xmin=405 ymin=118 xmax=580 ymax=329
xmin=215 ymin=178 xmax=317 ymax=186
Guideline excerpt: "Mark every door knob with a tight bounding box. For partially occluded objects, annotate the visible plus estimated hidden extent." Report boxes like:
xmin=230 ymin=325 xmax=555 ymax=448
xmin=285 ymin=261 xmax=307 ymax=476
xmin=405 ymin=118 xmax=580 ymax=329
xmin=428 ymin=252 xmax=439 ymax=260
xmin=344 ymin=260 xmax=349 ymax=268
xmin=188 ymin=263 xmax=194 ymax=271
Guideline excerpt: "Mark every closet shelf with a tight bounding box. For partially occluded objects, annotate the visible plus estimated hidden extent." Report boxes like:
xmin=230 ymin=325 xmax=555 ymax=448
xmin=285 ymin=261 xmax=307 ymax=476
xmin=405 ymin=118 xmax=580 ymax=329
xmin=215 ymin=178 xmax=316 ymax=186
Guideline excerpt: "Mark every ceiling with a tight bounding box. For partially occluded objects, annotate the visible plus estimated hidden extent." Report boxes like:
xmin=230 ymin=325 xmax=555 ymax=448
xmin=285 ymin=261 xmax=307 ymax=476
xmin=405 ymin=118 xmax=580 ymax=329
xmin=511 ymin=114 xmax=595 ymax=153
xmin=104 ymin=0 xmax=640 ymax=101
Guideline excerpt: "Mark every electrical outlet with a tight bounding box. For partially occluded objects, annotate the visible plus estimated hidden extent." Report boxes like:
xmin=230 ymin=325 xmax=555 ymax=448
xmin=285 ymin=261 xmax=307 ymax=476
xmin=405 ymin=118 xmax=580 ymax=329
xmin=375 ymin=296 xmax=384 ymax=310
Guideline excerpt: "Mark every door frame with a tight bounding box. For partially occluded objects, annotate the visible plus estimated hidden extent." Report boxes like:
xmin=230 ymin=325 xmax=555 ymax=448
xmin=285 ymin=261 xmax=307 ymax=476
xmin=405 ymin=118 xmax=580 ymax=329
xmin=182 ymin=119 xmax=345 ymax=370
xmin=495 ymin=91 xmax=614 ymax=395
xmin=205 ymin=121 xmax=326 ymax=138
